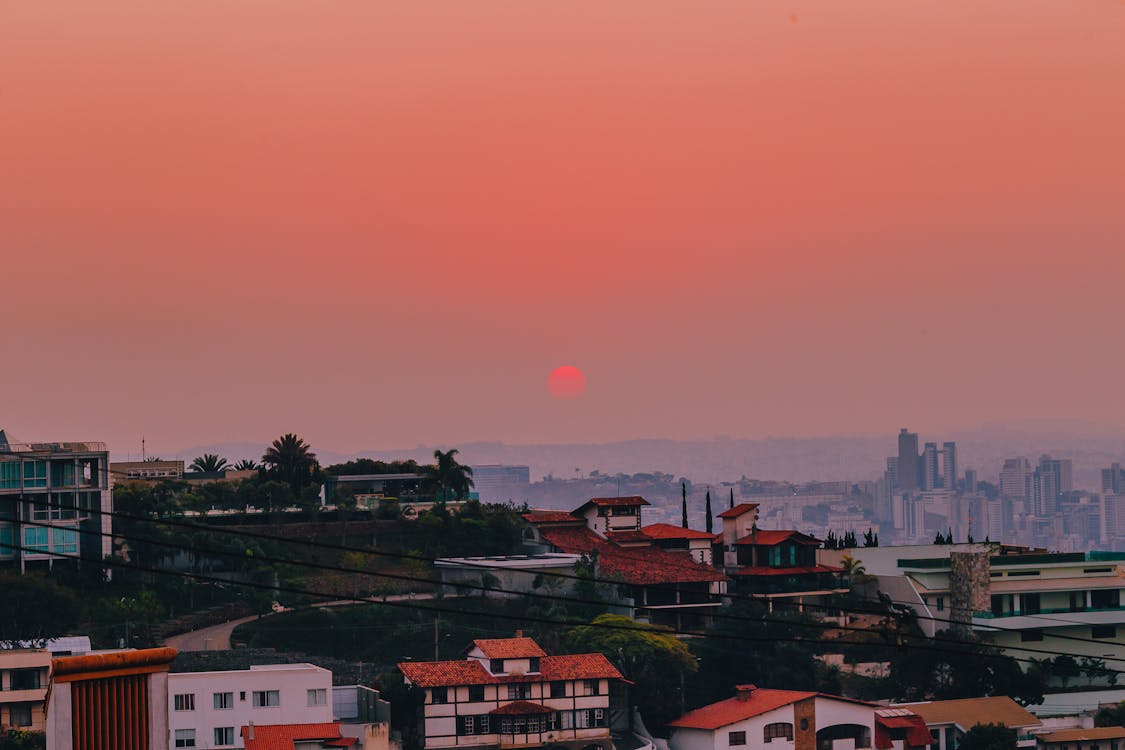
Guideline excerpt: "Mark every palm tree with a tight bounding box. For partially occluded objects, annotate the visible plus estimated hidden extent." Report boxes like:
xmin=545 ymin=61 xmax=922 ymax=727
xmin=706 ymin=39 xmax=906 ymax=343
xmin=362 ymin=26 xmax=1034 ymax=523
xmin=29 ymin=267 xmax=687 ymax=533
xmin=426 ymin=449 xmax=474 ymax=500
xmin=262 ymin=434 xmax=319 ymax=492
xmin=232 ymin=459 xmax=259 ymax=471
xmin=190 ymin=454 xmax=229 ymax=473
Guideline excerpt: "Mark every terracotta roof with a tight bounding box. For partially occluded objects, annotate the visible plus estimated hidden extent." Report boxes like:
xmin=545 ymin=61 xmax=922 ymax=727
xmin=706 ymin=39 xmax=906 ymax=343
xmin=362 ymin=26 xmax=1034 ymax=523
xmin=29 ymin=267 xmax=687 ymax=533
xmin=717 ymin=503 xmax=760 ymax=519
xmin=875 ymin=714 xmax=932 ymax=749
xmin=522 ymin=511 xmax=582 ymax=524
xmin=52 ymin=647 xmax=177 ymax=683
xmin=668 ymin=689 xmax=816 ymax=729
xmin=669 ymin=689 xmax=875 ymax=731
xmin=399 ymin=653 xmax=622 ymax=688
xmin=583 ymin=496 xmax=650 ymax=507
xmin=538 ymin=526 xmax=726 ymax=585
xmin=904 ymin=697 xmax=1040 ymax=730
xmin=642 ymin=524 xmax=718 ymax=541
xmin=241 ymin=723 xmax=356 ymax=750
xmin=606 ymin=530 xmax=651 ymax=544
xmin=1040 ymin=728 xmax=1125 ymax=743
xmin=731 ymin=565 xmax=843 ymax=577
xmin=490 ymin=701 xmax=554 ymax=715
xmin=734 ymin=530 xmax=821 ymax=546
xmin=472 ymin=638 xmax=547 ymax=659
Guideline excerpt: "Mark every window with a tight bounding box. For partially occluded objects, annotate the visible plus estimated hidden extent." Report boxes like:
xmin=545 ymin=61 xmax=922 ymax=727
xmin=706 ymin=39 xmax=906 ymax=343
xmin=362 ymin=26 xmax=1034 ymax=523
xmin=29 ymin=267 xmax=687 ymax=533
xmin=730 ymin=731 xmax=748 ymax=746
xmin=174 ymin=693 xmax=195 ymax=711
xmin=1092 ymin=589 xmax=1121 ymax=610
xmin=529 ymin=657 xmax=541 ymax=673
xmin=584 ymin=679 xmax=601 ymax=695
xmin=8 ymin=704 xmax=32 ymax=727
xmin=52 ymin=527 xmax=78 ymax=555
xmin=1093 ymin=625 xmax=1117 ymax=639
xmin=576 ymin=709 xmax=592 ymax=729
xmin=547 ymin=713 xmax=557 ymax=731
xmin=1022 ymin=593 xmax=1041 ymax=615
xmin=936 ymin=597 xmax=945 ymax=612
xmin=0 ymin=525 xmax=12 ymax=557
xmin=594 ymin=708 xmax=606 ymax=726
xmin=464 ymin=716 xmax=476 ymax=735
xmin=308 ymin=688 xmax=327 ymax=706
xmin=551 ymin=681 xmax=567 ymax=698
xmin=252 ymin=690 xmax=280 ymax=707
xmin=214 ymin=727 xmax=235 ymax=747
xmin=23 ymin=461 xmax=47 ymax=488
xmin=1021 ymin=629 xmax=1044 ymax=642
xmin=764 ymin=723 xmax=794 ymax=742
xmin=560 ymin=711 xmax=575 ymax=730
xmin=431 ymin=687 xmax=448 ymax=704
xmin=490 ymin=658 xmax=505 ymax=673
xmin=10 ymin=669 xmax=41 ymax=691
xmin=23 ymin=527 xmax=49 ymax=554
xmin=0 ymin=462 xmax=20 ymax=489
xmin=507 ymin=683 xmax=531 ymax=700
xmin=174 ymin=729 xmax=196 ymax=748
xmin=480 ymin=715 xmax=490 ymax=733
xmin=469 ymin=685 xmax=485 ymax=701
xmin=214 ymin=692 xmax=234 ymax=710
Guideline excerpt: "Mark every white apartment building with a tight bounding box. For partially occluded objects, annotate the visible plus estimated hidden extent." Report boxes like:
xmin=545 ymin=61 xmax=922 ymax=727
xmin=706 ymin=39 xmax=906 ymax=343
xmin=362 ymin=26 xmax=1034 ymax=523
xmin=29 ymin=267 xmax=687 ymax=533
xmin=167 ymin=664 xmax=333 ymax=749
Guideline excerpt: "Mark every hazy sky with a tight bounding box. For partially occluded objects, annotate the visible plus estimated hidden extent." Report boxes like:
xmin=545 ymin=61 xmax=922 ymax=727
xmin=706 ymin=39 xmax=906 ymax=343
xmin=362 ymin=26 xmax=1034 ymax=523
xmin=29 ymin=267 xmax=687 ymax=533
xmin=3 ymin=1 xmax=1124 ymax=456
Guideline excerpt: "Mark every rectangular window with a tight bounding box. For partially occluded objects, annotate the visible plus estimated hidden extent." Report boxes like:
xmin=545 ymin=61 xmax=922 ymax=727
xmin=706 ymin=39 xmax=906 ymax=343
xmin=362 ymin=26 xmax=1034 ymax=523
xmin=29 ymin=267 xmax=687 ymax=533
xmin=1021 ymin=629 xmax=1044 ymax=642
xmin=0 ymin=462 xmax=20 ymax=489
xmin=730 ymin=732 xmax=748 ymax=746
xmin=308 ymin=688 xmax=327 ymax=706
xmin=480 ymin=715 xmax=490 ymax=733
xmin=936 ymin=597 xmax=944 ymax=612
xmin=560 ymin=711 xmax=574 ymax=730
xmin=23 ymin=461 xmax=47 ymax=488
xmin=252 ymin=690 xmax=280 ymax=707
xmin=529 ymin=657 xmax=541 ymax=673
xmin=0 ymin=526 xmax=13 ymax=557
xmin=1022 ymin=593 xmax=1041 ymax=615
xmin=10 ymin=669 xmax=42 ymax=691
xmin=551 ymin=681 xmax=567 ymax=698
xmin=547 ymin=713 xmax=558 ymax=731
xmin=490 ymin=658 xmax=505 ymax=673
xmin=468 ymin=685 xmax=485 ymax=701
xmin=1093 ymin=625 xmax=1117 ymax=639
xmin=8 ymin=704 xmax=32 ymax=727
xmin=576 ymin=709 xmax=592 ymax=729
xmin=508 ymin=683 xmax=531 ymax=700
xmin=584 ymin=679 xmax=600 ymax=695
xmin=174 ymin=693 xmax=195 ymax=711
xmin=500 ymin=718 xmax=513 ymax=735
xmin=52 ymin=527 xmax=78 ymax=555
xmin=431 ymin=687 xmax=448 ymax=704
xmin=214 ymin=692 xmax=233 ymax=709
xmin=461 ymin=716 xmax=475 ymax=735
xmin=594 ymin=708 xmax=606 ymax=726
xmin=214 ymin=727 xmax=235 ymax=747
xmin=764 ymin=723 xmax=794 ymax=742
xmin=23 ymin=527 xmax=49 ymax=554
xmin=174 ymin=729 xmax=196 ymax=748
xmin=1092 ymin=589 xmax=1121 ymax=610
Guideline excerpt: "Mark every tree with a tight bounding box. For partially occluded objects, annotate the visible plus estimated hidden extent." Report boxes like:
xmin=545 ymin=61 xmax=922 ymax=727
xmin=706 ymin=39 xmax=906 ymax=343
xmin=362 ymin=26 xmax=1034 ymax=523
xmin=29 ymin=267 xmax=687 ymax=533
xmin=681 ymin=483 xmax=688 ymax=528
xmin=705 ymin=489 xmax=713 ymax=534
xmin=840 ymin=555 xmax=868 ymax=585
xmin=1052 ymin=655 xmax=1080 ymax=688
xmin=567 ymin=614 xmax=697 ymax=731
xmin=190 ymin=453 xmax=229 ymax=473
xmin=426 ymin=449 xmax=474 ymax=500
xmin=232 ymin=459 xmax=259 ymax=471
xmin=957 ymin=724 xmax=1017 ymax=750
xmin=0 ymin=730 xmax=46 ymax=750
xmin=262 ymin=434 xmax=320 ymax=493
xmin=1095 ymin=702 xmax=1125 ymax=728
xmin=863 ymin=528 xmax=878 ymax=547
xmin=0 ymin=574 xmax=82 ymax=647
xmin=256 ymin=480 xmax=295 ymax=513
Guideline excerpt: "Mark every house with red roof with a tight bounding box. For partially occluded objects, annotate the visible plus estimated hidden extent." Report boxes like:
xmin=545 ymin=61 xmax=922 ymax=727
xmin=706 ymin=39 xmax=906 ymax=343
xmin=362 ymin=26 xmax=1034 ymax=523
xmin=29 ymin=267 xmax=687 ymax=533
xmin=667 ymin=685 xmax=878 ymax=750
xmin=573 ymin=497 xmax=650 ymax=537
xmin=398 ymin=635 xmax=623 ymax=750
xmin=241 ymin=722 xmax=361 ymax=750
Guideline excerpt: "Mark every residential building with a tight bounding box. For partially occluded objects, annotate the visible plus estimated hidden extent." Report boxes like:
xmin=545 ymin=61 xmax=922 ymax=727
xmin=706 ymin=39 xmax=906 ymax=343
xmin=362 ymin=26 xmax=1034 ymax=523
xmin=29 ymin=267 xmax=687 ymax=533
xmin=111 ymin=460 xmax=186 ymax=482
xmin=398 ymin=636 xmax=623 ymax=750
xmin=473 ymin=466 xmax=532 ymax=504
xmin=322 ymin=473 xmax=430 ymax=506
xmin=0 ymin=648 xmax=50 ymax=733
xmin=1036 ymin=727 xmax=1125 ymax=750
xmin=167 ymin=663 xmax=334 ymax=749
xmin=241 ymin=722 xmax=362 ymax=750
xmin=902 ymin=697 xmax=1041 ymax=750
xmin=629 ymin=524 xmax=715 ymax=566
xmin=573 ymin=497 xmax=648 ymax=536
xmin=0 ymin=432 xmax=113 ymax=571
xmin=667 ymin=684 xmax=878 ymax=750
xmin=47 ymin=646 xmax=176 ymax=750
xmin=873 ymin=709 xmax=934 ymax=750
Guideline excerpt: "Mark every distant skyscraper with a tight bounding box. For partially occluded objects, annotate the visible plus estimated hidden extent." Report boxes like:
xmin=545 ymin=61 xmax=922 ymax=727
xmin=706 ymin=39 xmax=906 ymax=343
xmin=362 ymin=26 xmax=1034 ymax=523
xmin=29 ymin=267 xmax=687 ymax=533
xmin=942 ymin=442 xmax=957 ymax=491
xmin=999 ymin=457 xmax=1031 ymax=510
xmin=922 ymin=442 xmax=939 ymax=491
xmin=472 ymin=464 xmax=531 ymax=503
xmin=1103 ymin=463 xmax=1125 ymax=495
xmin=897 ymin=428 xmax=920 ymax=492
xmin=885 ymin=456 xmax=899 ymax=489
xmin=1032 ymin=455 xmax=1072 ymax=517
xmin=963 ymin=468 xmax=977 ymax=494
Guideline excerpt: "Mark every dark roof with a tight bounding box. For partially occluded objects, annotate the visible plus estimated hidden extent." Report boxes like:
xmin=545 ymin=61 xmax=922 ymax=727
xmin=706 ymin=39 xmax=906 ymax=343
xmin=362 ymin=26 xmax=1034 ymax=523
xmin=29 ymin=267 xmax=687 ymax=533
xmin=731 ymin=565 xmax=842 ymax=577
xmin=642 ymin=524 xmax=718 ymax=541
xmin=577 ymin=496 xmax=651 ymax=509
xmin=399 ymin=653 xmax=623 ymax=688
xmin=522 ymin=511 xmax=583 ymax=524
xmin=472 ymin=638 xmax=547 ymax=659
xmin=717 ymin=503 xmax=760 ymax=519
xmin=734 ymin=530 xmax=821 ymax=546
xmin=538 ymin=527 xmax=727 ymax=585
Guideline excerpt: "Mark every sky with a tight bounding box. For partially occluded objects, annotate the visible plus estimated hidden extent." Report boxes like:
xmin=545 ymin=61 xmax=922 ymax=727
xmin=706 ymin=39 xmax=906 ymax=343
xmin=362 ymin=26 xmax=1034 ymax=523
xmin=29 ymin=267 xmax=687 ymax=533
xmin=2 ymin=0 xmax=1124 ymax=457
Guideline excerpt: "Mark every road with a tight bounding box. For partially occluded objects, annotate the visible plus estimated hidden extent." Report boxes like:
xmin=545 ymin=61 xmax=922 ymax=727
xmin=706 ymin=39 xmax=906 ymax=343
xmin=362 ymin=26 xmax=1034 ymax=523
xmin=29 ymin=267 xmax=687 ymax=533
xmin=164 ymin=592 xmax=439 ymax=652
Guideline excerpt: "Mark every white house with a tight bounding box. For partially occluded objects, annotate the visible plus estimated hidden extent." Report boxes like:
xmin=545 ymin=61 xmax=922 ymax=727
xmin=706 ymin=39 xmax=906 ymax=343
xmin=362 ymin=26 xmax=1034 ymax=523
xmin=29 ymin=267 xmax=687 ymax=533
xmin=398 ymin=636 xmax=623 ymax=750
xmin=667 ymin=685 xmax=878 ymax=750
xmin=167 ymin=663 xmax=334 ymax=749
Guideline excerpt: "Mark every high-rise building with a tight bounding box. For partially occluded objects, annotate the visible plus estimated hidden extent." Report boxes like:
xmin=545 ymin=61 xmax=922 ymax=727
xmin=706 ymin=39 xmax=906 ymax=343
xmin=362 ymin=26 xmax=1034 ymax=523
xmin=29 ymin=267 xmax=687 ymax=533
xmin=999 ymin=457 xmax=1031 ymax=510
xmin=922 ymin=442 xmax=940 ymax=491
xmin=942 ymin=442 xmax=958 ymax=491
xmin=0 ymin=431 xmax=112 ymax=572
xmin=472 ymin=465 xmax=531 ymax=504
xmin=897 ymin=429 xmax=920 ymax=492
xmin=1103 ymin=463 xmax=1125 ymax=495
xmin=963 ymin=468 xmax=977 ymax=494
xmin=1031 ymin=455 xmax=1073 ymax=517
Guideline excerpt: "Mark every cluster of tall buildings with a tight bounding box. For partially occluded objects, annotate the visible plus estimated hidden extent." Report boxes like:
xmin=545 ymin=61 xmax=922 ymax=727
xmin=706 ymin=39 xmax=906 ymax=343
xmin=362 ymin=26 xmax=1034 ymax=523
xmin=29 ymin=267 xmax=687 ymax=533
xmin=889 ymin=428 xmax=959 ymax=493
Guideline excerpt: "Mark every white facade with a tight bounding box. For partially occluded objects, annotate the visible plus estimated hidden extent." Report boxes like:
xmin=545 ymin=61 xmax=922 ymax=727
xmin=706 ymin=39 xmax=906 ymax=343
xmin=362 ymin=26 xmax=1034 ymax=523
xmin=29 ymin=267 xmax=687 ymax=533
xmin=167 ymin=664 xmax=333 ymax=749
xmin=670 ymin=695 xmax=876 ymax=750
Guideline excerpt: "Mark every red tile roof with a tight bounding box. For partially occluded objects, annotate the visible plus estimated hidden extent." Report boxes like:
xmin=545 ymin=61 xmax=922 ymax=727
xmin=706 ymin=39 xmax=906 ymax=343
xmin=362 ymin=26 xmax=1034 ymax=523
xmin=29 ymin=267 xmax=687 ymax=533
xmin=731 ymin=565 xmax=843 ymax=577
xmin=606 ymin=530 xmax=651 ymax=544
xmin=491 ymin=701 xmax=554 ymax=715
xmin=734 ymin=530 xmax=821 ymax=546
xmin=522 ymin=511 xmax=582 ymax=524
xmin=538 ymin=527 xmax=726 ymax=585
xmin=472 ymin=638 xmax=547 ymax=659
xmin=717 ymin=503 xmax=760 ymax=519
xmin=876 ymin=714 xmax=932 ymax=749
xmin=241 ymin=723 xmax=356 ymax=750
xmin=399 ymin=653 xmax=623 ymax=688
xmin=668 ymin=690 xmax=875 ymax=730
xmin=583 ymin=496 xmax=650 ymax=507
xmin=642 ymin=524 xmax=717 ymax=541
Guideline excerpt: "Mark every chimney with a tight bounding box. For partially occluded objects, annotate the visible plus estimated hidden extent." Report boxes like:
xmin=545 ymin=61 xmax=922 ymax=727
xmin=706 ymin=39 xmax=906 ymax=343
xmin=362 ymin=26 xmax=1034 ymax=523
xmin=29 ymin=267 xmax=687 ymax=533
xmin=515 ymin=630 xmax=523 ymax=638
xmin=735 ymin=684 xmax=757 ymax=702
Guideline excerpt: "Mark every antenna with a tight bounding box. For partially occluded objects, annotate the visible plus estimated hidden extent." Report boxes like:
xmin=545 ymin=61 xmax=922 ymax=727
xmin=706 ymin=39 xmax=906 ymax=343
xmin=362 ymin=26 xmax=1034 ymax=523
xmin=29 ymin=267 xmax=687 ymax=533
xmin=142 ymin=436 xmax=146 ymax=462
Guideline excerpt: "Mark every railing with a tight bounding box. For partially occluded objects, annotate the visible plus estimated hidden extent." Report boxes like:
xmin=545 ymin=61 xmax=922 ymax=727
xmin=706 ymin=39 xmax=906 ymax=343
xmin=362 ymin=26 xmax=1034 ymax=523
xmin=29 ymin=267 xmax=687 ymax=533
xmin=974 ymin=603 xmax=1125 ymax=619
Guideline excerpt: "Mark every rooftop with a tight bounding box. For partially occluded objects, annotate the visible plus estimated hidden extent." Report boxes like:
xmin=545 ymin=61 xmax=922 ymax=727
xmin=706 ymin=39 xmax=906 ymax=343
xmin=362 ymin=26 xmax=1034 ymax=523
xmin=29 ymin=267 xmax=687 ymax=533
xmin=522 ymin=511 xmax=583 ymax=524
xmin=1039 ymin=728 xmax=1125 ymax=743
xmin=241 ymin=723 xmax=356 ymax=750
xmin=579 ymin=496 xmax=651 ymax=508
xmin=641 ymin=523 xmax=718 ymax=541
xmin=399 ymin=652 xmax=622 ymax=688
xmin=472 ymin=638 xmax=547 ymax=659
xmin=735 ymin=530 xmax=821 ymax=546
xmin=717 ymin=503 xmax=760 ymax=519
xmin=538 ymin=526 xmax=726 ymax=585
xmin=902 ymin=697 xmax=1040 ymax=730
xmin=668 ymin=688 xmax=873 ymax=730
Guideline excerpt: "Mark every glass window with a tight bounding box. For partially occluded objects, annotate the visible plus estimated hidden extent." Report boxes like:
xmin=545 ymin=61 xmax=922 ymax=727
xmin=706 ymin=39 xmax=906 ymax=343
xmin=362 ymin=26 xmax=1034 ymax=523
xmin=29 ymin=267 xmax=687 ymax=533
xmin=52 ymin=527 xmax=78 ymax=555
xmin=508 ymin=683 xmax=531 ymax=700
xmin=9 ymin=704 xmax=33 ymax=727
xmin=431 ymin=687 xmax=448 ymax=704
xmin=490 ymin=658 xmax=505 ymax=673
xmin=252 ymin=690 xmax=280 ymax=707
xmin=214 ymin=727 xmax=235 ymax=747
xmin=1022 ymin=593 xmax=1041 ymax=615
xmin=0 ymin=462 xmax=20 ymax=489
xmin=0 ymin=525 xmax=13 ymax=557
xmin=764 ymin=724 xmax=794 ymax=742
xmin=175 ymin=729 xmax=196 ymax=748
xmin=10 ymin=670 xmax=42 ymax=691
xmin=560 ymin=711 xmax=574 ymax=730
xmin=307 ymin=688 xmax=327 ymax=706
xmin=529 ymin=657 xmax=541 ymax=673
xmin=730 ymin=731 xmax=748 ymax=746
xmin=1092 ymin=589 xmax=1121 ymax=610
xmin=464 ymin=716 xmax=475 ymax=734
xmin=214 ymin=692 xmax=234 ymax=709
xmin=584 ymin=679 xmax=600 ymax=695
xmin=480 ymin=715 xmax=490 ymax=733
xmin=23 ymin=527 xmax=49 ymax=554
xmin=551 ymin=681 xmax=566 ymax=698
xmin=174 ymin=694 xmax=195 ymax=711
xmin=23 ymin=461 xmax=47 ymax=488
xmin=50 ymin=461 xmax=76 ymax=488
xmin=468 ymin=685 xmax=485 ymax=701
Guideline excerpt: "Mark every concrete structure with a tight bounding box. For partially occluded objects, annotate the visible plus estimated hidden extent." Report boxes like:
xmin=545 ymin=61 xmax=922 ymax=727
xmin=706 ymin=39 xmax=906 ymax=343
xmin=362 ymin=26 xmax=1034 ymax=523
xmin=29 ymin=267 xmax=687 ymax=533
xmin=0 ymin=648 xmax=51 ymax=733
xmin=435 ymin=553 xmax=584 ymax=597
xmin=473 ymin=466 xmax=532 ymax=504
xmin=47 ymin=647 xmax=176 ymax=750
xmin=398 ymin=636 xmax=622 ymax=750
xmin=902 ymin=697 xmax=1041 ymax=750
xmin=167 ymin=663 xmax=334 ymax=749
xmin=111 ymin=461 xmax=186 ymax=482
xmin=0 ymin=432 xmax=113 ymax=571
xmin=668 ymin=685 xmax=880 ymax=750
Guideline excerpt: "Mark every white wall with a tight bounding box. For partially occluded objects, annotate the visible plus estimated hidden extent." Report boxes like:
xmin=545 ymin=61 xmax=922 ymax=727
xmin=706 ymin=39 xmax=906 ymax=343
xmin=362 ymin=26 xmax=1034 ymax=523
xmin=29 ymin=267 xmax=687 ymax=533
xmin=167 ymin=664 xmax=333 ymax=749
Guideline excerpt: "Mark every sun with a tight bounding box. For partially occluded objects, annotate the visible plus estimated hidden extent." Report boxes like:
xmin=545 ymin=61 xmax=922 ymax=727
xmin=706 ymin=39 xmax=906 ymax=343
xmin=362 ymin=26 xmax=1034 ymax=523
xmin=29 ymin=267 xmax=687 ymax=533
xmin=547 ymin=366 xmax=587 ymax=399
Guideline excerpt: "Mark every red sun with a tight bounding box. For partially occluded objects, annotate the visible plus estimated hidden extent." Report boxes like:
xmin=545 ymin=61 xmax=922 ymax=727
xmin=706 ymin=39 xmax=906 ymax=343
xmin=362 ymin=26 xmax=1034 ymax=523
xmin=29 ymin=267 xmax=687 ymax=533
xmin=547 ymin=366 xmax=587 ymax=399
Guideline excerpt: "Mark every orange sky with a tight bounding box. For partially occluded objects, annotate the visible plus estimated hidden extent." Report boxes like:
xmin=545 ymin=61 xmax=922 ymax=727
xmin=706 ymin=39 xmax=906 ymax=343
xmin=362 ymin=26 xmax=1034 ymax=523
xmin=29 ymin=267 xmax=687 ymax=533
xmin=2 ymin=0 xmax=1124 ymax=455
